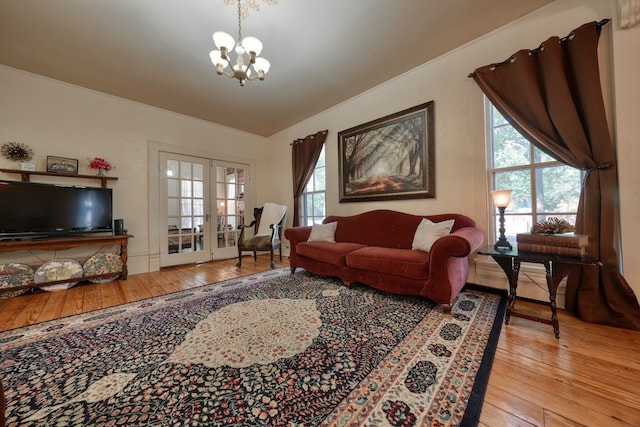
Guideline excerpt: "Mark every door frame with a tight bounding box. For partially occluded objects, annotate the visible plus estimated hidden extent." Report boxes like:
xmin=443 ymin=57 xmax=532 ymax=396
xmin=148 ymin=141 xmax=256 ymax=272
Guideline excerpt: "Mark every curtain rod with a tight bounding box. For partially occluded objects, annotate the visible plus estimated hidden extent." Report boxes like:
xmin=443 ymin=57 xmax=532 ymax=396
xmin=290 ymin=130 xmax=328 ymax=145
xmin=467 ymin=19 xmax=611 ymax=78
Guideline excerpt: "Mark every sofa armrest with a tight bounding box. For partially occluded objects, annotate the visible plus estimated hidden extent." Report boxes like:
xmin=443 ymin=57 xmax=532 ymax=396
xmin=424 ymin=226 xmax=485 ymax=304
xmin=284 ymin=226 xmax=313 ymax=265
xmin=430 ymin=226 xmax=485 ymax=258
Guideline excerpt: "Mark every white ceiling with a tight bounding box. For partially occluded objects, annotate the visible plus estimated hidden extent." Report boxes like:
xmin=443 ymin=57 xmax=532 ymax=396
xmin=0 ymin=0 xmax=553 ymax=137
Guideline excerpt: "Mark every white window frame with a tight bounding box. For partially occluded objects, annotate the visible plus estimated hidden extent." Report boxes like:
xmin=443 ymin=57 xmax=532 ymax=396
xmin=302 ymin=146 xmax=326 ymax=226
xmin=486 ymin=100 xmax=584 ymax=244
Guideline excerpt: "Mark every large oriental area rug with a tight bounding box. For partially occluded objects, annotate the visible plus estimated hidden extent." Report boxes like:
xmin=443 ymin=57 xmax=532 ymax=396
xmin=0 ymin=268 xmax=505 ymax=426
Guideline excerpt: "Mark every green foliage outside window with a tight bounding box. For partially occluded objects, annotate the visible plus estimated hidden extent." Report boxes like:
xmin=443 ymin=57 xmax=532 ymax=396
xmin=489 ymin=105 xmax=582 ymax=237
xmin=303 ymin=146 xmax=326 ymax=225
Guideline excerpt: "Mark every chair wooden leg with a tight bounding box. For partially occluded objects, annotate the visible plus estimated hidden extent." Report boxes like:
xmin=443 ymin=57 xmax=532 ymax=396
xmin=236 ymin=248 xmax=242 ymax=267
xmin=253 ymin=251 xmax=257 ymax=261
xmin=270 ymin=250 xmax=275 ymax=269
xmin=279 ymin=246 xmax=282 ymax=261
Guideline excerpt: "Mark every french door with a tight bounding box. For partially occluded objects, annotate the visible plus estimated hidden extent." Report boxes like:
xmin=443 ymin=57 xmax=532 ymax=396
xmin=159 ymin=153 xmax=211 ymax=267
xmin=158 ymin=153 xmax=250 ymax=267
xmin=213 ymin=162 xmax=248 ymax=260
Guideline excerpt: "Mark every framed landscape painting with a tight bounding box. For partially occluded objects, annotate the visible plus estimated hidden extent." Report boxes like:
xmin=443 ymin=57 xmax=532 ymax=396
xmin=338 ymin=101 xmax=435 ymax=202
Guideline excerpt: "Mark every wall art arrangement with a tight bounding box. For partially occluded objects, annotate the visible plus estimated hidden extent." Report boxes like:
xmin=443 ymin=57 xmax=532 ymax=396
xmin=46 ymin=156 xmax=79 ymax=175
xmin=338 ymin=101 xmax=435 ymax=202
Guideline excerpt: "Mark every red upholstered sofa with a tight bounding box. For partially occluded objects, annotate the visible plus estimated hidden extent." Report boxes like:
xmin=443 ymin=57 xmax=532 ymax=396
xmin=284 ymin=210 xmax=484 ymax=308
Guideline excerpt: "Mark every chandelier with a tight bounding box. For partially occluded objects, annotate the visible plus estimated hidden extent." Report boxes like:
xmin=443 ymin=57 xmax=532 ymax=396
xmin=209 ymin=0 xmax=271 ymax=86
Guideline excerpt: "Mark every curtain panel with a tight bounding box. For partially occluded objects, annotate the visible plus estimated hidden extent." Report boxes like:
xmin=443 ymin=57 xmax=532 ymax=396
xmin=291 ymin=130 xmax=328 ymax=227
xmin=470 ymin=21 xmax=640 ymax=330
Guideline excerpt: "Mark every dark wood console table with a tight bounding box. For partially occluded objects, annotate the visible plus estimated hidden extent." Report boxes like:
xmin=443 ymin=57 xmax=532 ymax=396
xmin=0 ymin=234 xmax=133 ymax=293
xmin=477 ymin=246 xmax=601 ymax=338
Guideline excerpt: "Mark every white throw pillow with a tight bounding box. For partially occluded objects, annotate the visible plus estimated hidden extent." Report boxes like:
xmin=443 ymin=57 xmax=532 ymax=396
xmin=308 ymin=221 xmax=338 ymax=243
xmin=411 ymin=219 xmax=455 ymax=252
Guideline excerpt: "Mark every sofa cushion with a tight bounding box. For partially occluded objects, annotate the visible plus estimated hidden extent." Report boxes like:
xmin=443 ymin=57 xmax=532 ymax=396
xmin=411 ymin=219 xmax=455 ymax=252
xmin=297 ymin=242 xmax=367 ymax=266
xmin=346 ymin=246 xmax=429 ymax=280
xmin=308 ymin=221 xmax=338 ymax=242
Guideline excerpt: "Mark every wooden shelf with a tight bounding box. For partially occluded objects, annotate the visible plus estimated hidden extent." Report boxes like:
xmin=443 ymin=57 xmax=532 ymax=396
xmin=0 ymin=234 xmax=133 ymax=293
xmin=0 ymin=168 xmax=118 ymax=188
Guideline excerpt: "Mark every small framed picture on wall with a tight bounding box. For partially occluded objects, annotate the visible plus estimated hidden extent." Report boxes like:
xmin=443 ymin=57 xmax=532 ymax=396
xmin=46 ymin=156 xmax=79 ymax=175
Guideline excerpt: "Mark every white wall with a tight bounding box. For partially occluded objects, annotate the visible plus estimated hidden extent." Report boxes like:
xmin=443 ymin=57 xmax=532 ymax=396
xmin=261 ymin=0 xmax=640 ymax=301
xmin=0 ymin=66 xmax=268 ymax=274
xmin=612 ymin=19 xmax=640 ymax=299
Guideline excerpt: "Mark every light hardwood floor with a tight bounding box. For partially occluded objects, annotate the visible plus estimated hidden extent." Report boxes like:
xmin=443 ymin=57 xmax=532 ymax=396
xmin=1 ymin=255 xmax=639 ymax=426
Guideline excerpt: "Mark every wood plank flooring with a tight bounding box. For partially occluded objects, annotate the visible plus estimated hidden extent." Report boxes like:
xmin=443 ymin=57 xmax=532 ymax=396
xmin=1 ymin=255 xmax=639 ymax=426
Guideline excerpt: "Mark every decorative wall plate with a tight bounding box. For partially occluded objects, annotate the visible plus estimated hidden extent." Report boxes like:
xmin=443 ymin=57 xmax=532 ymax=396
xmin=35 ymin=259 xmax=83 ymax=292
xmin=83 ymin=253 xmax=123 ymax=283
xmin=0 ymin=263 xmax=34 ymax=299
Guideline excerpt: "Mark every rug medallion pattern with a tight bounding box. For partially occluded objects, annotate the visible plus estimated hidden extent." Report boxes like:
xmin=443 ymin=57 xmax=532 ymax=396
xmin=0 ymin=269 xmax=504 ymax=426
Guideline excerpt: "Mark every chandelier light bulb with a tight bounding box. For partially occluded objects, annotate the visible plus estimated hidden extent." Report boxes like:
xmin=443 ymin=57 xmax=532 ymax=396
xmin=253 ymin=57 xmax=270 ymax=77
xmin=241 ymin=36 xmax=263 ymax=56
xmin=213 ymin=31 xmax=235 ymax=51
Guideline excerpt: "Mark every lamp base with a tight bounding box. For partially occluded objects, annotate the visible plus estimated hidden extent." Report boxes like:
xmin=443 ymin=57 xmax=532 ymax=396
xmin=494 ymin=238 xmax=513 ymax=252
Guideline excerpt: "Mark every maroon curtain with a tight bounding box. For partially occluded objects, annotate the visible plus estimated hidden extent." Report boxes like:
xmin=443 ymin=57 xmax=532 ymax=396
xmin=471 ymin=21 xmax=640 ymax=330
xmin=291 ymin=130 xmax=328 ymax=227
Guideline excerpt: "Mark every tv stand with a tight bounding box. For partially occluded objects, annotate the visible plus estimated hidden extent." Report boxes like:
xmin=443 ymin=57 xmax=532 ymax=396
xmin=0 ymin=234 xmax=133 ymax=293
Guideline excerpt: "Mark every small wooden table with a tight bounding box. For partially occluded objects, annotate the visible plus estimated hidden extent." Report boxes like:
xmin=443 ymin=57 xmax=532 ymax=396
xmin=477 ymin=246 xmax=601 ymax=338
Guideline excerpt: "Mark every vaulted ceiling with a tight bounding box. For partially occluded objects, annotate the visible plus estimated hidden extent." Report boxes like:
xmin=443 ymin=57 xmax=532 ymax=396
xmin=0 ymin=0 xmax=553 ymax=136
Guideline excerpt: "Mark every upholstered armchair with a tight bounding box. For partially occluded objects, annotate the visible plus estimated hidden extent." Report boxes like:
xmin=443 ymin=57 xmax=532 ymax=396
xmin=236 ymin=203 xmax=287 ymax=269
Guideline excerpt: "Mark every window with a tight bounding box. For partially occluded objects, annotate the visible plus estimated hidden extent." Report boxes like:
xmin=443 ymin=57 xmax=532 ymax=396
xmin=302 ymin=146 xmax=326 ymax=225
xmin=488 ymin=103 xmax=583 ymax=244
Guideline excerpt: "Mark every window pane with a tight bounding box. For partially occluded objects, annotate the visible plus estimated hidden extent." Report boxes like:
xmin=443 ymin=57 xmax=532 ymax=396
xmin=302 ymin=146 xmax=326 ymax=225
xmin=315 ymin=167 xmax=326 ymax=191
xmin=304 ymin=194 xmax=313 ymax=218
xmin=491 ymin=105 xmax=509 ymax=127
xmin=493 ymin=127 xmax=530 ymax=168
xmin=305 ymin=178 xmax=314 ymax=193
xmin=495 ymin=214 xmax=532 ymax=242
xmin=167 ymin=199 xmax=179 ymax=216
xmin=180 ymin=161 xmax=191 ymax=179
xmin=192 ymin=163 xmax=204 ymax=180
xmin=181 ymin=180 xmax=192 ymax=198
xmin=181 ymin=199 xmax=192 ymax=216
xmin=313 ymin=193 xmax=325 ymax=217
xmin=494 ymin=170 xmax=531 ymax=212
xmin=533 ymin=146 xmax=556 ymax=163
xmin=193 ymin=181 xmax=203 ymax=198
xmin=167 ymin=179 xmax=179 ymax=197
xmin=193 ymin=199 xmax=204 ymax=216
xmin=167 ymin=160 xmax=179 ymax=178
xmin=538 ymin=165 xmax=581 ymax=213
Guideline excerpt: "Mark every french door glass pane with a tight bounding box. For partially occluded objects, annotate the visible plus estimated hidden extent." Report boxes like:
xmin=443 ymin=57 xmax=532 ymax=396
xmin=216 ymin=166 xmax=245 ymax=249
xmin=167 ymin=159 xmax=204 ymax=254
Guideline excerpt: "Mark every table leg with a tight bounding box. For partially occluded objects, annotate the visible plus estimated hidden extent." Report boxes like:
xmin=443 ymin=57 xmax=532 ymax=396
xmin=544 ymin=261 xmax=573 ymax=339
xmin=492 ymin=256 xmax=520 ymax=325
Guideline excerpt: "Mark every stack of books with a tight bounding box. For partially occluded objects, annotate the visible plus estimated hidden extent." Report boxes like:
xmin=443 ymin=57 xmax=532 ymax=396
xmin=516 ymin=232 xmax=589 ymax=256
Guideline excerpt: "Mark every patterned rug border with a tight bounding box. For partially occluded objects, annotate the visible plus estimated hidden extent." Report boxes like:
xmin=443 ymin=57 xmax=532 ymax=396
xmin=458 ymin=284 xmax=507 ymax=426
xmin=0 ymin=269 xmax=507 ymax=426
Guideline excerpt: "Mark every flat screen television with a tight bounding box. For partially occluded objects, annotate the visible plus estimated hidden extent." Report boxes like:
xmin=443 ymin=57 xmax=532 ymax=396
xmin=0 ymin=180 xmax=113 ymax=239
